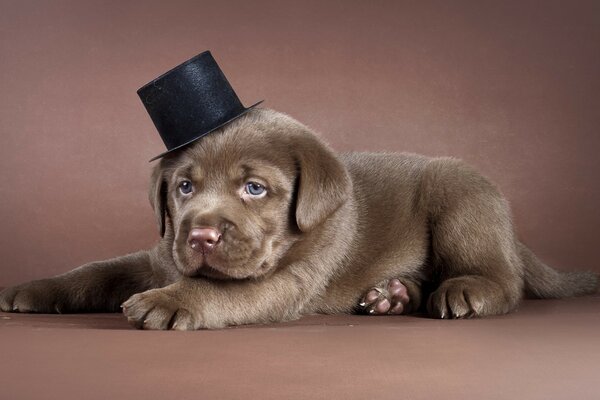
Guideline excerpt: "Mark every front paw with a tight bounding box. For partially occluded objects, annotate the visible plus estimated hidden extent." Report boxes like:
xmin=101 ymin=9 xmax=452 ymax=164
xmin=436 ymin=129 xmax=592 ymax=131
xmin=0 ymin=279 xmax=65 ymax=313
xmin=121 ymin=289 xmax=197 ymax=330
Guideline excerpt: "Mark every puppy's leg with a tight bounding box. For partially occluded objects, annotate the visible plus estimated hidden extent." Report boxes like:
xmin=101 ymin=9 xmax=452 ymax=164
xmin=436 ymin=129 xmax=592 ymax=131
xmin=122 ymin=262 xmax=328 ymax=330
xmin=358 ymin=278 xmax=421 ymax=315
xmin=424 ymin=159 xmax=523 ymax=319
xmin=0 ymin=251 xmax=157 ymax=313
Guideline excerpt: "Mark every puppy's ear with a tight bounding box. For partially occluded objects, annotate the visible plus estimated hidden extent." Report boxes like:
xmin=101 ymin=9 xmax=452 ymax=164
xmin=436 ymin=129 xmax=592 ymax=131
xmin=294 ymin=134 xmax=351 ymax=232
xmin=149 ymin=162 xmax=168 ymax=237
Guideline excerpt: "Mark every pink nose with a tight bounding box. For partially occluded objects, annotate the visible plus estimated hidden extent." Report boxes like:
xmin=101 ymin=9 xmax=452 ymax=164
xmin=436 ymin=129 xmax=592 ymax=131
xmin=188 ymin=227 xmax=221 ymax=252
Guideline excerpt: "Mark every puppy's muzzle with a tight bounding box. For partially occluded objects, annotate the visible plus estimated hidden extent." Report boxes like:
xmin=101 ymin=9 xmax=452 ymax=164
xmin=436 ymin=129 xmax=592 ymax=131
xmin=188 ymin=227 xmax=222 ymax=254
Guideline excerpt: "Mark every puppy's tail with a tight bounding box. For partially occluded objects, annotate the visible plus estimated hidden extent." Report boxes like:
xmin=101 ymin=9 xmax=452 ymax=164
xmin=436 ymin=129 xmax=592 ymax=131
xmin=518 ymin=241 xmax=598 ymax=298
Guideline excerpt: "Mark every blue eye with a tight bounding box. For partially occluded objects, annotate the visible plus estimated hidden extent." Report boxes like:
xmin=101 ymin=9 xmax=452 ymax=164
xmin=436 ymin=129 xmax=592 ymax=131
xmin=245 ymin=182 xmax=266 ymax=196
xmin=179 ymin=180 xmax=193 ymax=195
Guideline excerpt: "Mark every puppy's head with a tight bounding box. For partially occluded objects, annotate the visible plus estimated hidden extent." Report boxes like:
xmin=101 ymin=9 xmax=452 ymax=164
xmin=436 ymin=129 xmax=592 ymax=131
xmin=149 ymin=109 xmax=351 ymax=280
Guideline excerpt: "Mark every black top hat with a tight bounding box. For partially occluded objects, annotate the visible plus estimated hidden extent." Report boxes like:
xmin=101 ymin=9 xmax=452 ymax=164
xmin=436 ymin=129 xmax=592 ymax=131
xmin=137 ymin=51 xmax=263 ymax=161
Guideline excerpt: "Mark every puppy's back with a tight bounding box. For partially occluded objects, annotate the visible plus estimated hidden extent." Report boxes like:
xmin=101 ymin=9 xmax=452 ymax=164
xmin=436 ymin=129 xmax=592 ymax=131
xmin=340 ymin=152 xmax=431 ymax=219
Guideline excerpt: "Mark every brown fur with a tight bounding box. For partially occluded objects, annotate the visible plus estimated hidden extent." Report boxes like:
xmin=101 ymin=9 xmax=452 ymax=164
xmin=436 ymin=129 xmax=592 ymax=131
xmin=0 ymin=109 xmax=597 ymax=329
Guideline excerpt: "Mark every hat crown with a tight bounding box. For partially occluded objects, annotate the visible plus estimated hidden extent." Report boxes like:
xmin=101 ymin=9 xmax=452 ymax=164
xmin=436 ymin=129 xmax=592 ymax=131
xmin=138 ymin=51 xmax=261 ymax=160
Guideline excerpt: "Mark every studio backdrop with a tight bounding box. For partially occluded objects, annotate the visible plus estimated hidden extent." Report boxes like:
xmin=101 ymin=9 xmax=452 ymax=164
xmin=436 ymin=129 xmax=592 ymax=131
xmin=1 ymin=0 xmax=599 ymax=286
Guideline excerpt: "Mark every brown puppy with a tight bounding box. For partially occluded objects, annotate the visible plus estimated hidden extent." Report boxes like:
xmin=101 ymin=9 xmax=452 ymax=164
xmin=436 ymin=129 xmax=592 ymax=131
xmin=0 ymin=109 xmax=597 ymax=329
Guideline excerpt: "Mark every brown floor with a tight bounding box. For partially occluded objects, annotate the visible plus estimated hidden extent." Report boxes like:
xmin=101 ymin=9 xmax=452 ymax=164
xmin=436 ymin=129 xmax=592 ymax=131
xmin=1 ymin=296 xmax=599 ymax=400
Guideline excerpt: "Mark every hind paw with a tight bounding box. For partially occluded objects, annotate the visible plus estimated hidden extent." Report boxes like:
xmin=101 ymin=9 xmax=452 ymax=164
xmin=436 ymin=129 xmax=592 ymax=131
xmin=358 ymin=279 xmax=411 ymax=315
xmin=426 ymin=276 xmax=514 ymax=319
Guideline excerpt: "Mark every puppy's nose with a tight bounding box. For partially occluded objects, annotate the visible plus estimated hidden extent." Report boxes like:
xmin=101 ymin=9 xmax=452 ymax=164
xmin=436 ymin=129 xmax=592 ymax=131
xmin=188 ymin=227 xmax=221 ymax=252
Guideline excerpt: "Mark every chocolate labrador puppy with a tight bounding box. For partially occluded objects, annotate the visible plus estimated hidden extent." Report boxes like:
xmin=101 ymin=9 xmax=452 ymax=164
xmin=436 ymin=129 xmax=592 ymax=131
xmin=0 ymin=109 xmax=597 ymax=329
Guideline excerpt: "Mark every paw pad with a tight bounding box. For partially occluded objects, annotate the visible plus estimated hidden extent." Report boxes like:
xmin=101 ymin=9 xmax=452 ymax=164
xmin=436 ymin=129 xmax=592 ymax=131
xmin=359 ymin=279 xmax=410 ymax=315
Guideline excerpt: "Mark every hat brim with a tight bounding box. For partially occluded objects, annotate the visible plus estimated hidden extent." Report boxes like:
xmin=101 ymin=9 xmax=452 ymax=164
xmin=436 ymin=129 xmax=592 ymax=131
xmin=148 ymin=100 xmax=264 ymax=162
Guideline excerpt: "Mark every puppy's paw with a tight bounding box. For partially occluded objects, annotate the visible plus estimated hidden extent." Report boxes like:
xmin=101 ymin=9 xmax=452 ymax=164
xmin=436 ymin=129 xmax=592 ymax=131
xmin=0 ymin=280 xmax=65 ymax=313
xmin=121 ymin=289 xmax=196 ymax=330
xmin=358 ymin=279 xmax=411 ymax=315
xmin=427 ymin=276 xmax=507 ymax=319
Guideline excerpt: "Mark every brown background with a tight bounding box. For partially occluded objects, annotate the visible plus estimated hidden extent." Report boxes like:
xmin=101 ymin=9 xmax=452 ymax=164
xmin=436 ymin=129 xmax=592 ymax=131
xmin=1 ymin=0 xmax=599 ymax=286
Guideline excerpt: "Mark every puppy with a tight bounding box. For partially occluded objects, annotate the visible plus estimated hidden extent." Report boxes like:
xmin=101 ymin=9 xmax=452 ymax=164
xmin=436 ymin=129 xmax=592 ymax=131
xmin=0 ymin=109 xmax=597 ymax=329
